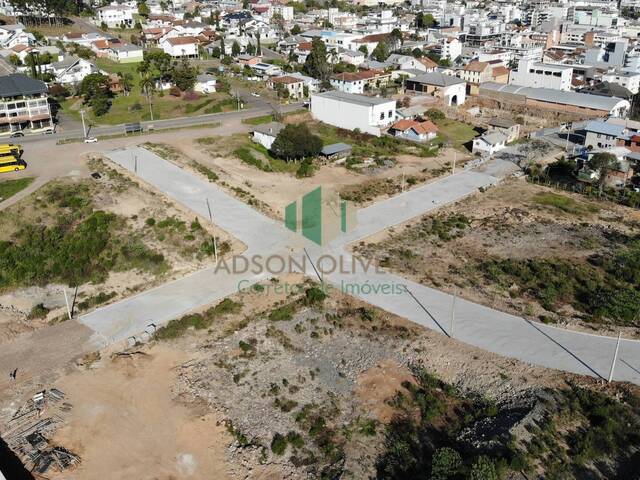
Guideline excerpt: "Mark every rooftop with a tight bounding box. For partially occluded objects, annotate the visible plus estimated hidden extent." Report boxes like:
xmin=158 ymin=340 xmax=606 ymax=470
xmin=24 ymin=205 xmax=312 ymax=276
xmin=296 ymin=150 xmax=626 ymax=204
xmin=0 ymin=74 xmax=47 ymax=97
xmin=409 ymin=72 xmax=465 ymax=87
xmin=252 ymin=121 xmax=285 ymax=137
xmin=312 ymin=90 xmax=395 ymax=107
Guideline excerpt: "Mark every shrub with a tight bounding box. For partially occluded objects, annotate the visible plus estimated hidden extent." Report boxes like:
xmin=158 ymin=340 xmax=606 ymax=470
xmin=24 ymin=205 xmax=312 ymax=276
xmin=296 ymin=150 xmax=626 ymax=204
xmin=431 ymin=447 xmax=462 ymax=480
xmin=304 ymin=287 xmax=326 ymax=306
xmin=27 ymin=303 xmax=50 ymax=319
xmin=271 ymin=433 xmax=287 ymax=455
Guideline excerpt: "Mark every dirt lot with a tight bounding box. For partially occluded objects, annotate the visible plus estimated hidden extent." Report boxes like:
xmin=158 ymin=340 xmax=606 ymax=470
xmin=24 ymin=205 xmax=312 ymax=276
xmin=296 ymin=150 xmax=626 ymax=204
xmin=356 ymin=178 xmax=640 ymax=336
xmin=145 ymin=132 xmax=466 ymax=221
xmin=4 ymin=275 xmax=637 ymax=479
xmin=0 ymin=156 xmax=243 ymax=345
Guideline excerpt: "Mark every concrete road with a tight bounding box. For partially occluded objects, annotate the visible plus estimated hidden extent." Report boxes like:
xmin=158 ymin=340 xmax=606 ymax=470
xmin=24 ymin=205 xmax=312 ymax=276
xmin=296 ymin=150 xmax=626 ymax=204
xmin=14 ymin=102 xmax=304 ymax=145
xmin=77 ymin=146 xmax=640 ymax=384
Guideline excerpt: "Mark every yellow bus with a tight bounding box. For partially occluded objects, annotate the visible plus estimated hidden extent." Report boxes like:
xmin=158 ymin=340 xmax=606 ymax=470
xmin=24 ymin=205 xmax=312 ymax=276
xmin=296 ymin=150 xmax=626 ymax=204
xmin=0 ymin=155 xmax=26 ymax=173
xmin=0 ymin=143 xmax=23 ymax=158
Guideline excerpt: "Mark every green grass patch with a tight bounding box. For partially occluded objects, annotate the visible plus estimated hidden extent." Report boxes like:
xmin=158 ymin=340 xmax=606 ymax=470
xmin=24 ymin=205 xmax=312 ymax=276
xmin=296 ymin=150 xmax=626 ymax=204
xmin=154 ymin=297 xmax=242 ymax=340
xmin=234 ymin=146 xmax=272 ymax=172
xmin=242 ymin=114 xmax=274 ymax=125
xmin=0 ymin=177 xmax=34 ymax=201
xmin=534 ymin=192 xmax=600 ymax=215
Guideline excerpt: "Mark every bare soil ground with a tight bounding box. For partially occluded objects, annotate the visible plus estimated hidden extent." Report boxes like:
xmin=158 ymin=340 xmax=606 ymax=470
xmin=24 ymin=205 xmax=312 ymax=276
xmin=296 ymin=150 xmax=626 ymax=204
xmin=0 ymin=156 xmax=243 ymax=345
xmin=5 ymin=275 xmax=636 ymax=479
xmin=355 ymin=178 xmax=640 ymax=336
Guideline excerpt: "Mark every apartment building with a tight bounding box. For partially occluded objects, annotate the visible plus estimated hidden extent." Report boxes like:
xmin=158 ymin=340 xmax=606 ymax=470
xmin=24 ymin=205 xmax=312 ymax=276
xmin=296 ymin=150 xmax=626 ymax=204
xmin=0 ymin=74 xmax=52 ymax=134
xmin=95 ymin=4 xmax=135 ymax=29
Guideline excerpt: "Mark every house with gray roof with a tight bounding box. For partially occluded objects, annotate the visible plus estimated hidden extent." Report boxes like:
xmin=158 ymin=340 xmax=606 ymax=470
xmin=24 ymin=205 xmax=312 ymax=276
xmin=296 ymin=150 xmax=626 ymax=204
xmin=405 ymin=72 xmax=466 ymax=106
xmin=252 ymin=122 xmax=285 ymax=150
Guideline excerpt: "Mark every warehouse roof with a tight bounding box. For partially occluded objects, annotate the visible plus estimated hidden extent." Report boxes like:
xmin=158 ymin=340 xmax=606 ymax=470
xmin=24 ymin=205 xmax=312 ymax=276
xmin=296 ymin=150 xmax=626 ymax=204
xmin=480 ymin=82 xmax=629 ymax=111
xmin=312 ymin=90 xmax=395 ymax=107
xmin=408 ymin=72 xmax=465 ymax=87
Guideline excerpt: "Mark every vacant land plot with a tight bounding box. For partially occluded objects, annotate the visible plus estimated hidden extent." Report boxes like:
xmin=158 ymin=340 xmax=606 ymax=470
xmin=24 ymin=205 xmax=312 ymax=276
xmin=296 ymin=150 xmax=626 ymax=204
xmin=0 ymin=157 xmax=241 ymax=343
xmin=62 ymin=59 xmax=237 ymax=125
xmin=357 ymin=179 xmax=640 ymax=335
xmin=13 ymin=277 xmax=639 ymax=480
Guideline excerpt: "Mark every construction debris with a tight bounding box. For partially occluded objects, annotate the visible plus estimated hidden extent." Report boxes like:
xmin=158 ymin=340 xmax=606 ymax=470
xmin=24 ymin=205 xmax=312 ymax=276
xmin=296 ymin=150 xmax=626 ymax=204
xmin=1 ymin=388 xmax=80 ymax=475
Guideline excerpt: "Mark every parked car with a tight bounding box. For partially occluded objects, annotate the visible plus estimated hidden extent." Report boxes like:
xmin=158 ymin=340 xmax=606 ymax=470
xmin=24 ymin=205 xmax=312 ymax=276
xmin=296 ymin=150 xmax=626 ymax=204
xmin=84 ymin=137 xmax=98 ymax=143
xmin=9 ymin=131 xmax=24 ymax=137
xmin=251 ymin=92 xmax=260 ymax=97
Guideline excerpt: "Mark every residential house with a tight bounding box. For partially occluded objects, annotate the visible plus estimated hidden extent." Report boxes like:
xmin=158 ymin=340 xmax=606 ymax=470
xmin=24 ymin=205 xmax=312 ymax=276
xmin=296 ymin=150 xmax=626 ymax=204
xmin=434 ymin=37 xmax=461 ymax=61
xmin=459 ymin=61 xmax=493 ymax=95
xmin=386 ymin=54 xmax=427 ymax=71
xmin=252 ymin=121 xmax=285 ymax=150
xmin=338 ymin=50 xmax=365 ymax=66
xmin=472 ymin=131 xmax=508 ymax=156
xmin=92 ymin=39 xmax=121 ymax=57
xmin=405 ymin=72 xmax=466 ymax=106
xmin=330 ymin=69 xmax=390 ymax=94
xmin=237 ymin=54 xmax=262 ymax=66
xmin=389 ymin=119 xmax=439 ymax=142
xmin=107 ymin=43 xmax=143 ymax=63
xmin=160 ymin=36 xmax=199 ymax=57
xmin=602 ymin=70 xmax=640 ymax=95
xmin=486 ymin=117 xmax=520 ymax=143
xmin=310 ymin=90 xmax=396 ymax=137
xmin=0 ymin=23 xmax=34 ymax=49
xmin=194 ymin=74 xmax=217 ymax=94
xmin=95 ymin=4 xmax=135 ymax=28
xmin=51 ymin=56 xmax=100 ymax=85
xmin=268 ymin=75 xmax=305 ymax=99
xmin=583 ymin=120 xmax=626 ymax=150
xmin=251 ymin=62 xmax=282 ymax=77
xmin=0 ymin=74 xmax=52 ymax=134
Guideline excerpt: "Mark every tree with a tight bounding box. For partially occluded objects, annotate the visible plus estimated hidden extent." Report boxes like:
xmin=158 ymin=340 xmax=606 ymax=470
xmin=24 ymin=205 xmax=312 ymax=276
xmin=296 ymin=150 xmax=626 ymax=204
xmin=79 ymin=73 xmax=112 ymax=116
xmin=220 ymin=35 xmax=226 ymax=57
xmin=290 ymin=24 xmax=301 ymax=35
xmin=411 ymin=47 xmax=423 ymax=58
xmin=588 ymin=152 xmax=618 ymax=195
xmin=8 ymin=54 xmax=21 ymax=66
xmin=358 ymin=44 xmax=368 ymax=57
xmin=470 ymin=456 xmax=498 ymax=480
xmin=137 ymin=1 xmax=149 ymax=16
xmin=271 ymin=123 xmax=322 ymax=161
xmin=256 ymin=32 xmax=262 ymax=55
xmin=246 ymin=42 xmax=256 ymax=55
xmin=210 ymin=46 xmax=221 ymax=58
xmin=231 ymin=40 xmax=241 ymax=57
xmin=371 ymin=40 xmax=389 ymax=62
xmin=171 ymin=59 xmax=197 ymax=91
xmin=416 ymin=12 xmax=437 ymax=29
xmin=118 ymin=71 xmax=134 ymax=96
xmin=272 ymin=12 xmax=286 ymax=33
xmin=426 ymin=108 xmax=445 ymax=121
xmin=431 ymin=448 xmax=462 ymax=480
xmin=389 ymin=28 xmax=403 ymax=50
xmin=304 ymin=37 xmax=330 ymax=85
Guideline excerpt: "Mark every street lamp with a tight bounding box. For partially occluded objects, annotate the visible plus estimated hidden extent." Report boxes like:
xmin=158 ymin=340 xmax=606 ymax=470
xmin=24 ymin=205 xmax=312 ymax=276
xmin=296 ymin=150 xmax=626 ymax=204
xmin=80 ymin=109 xmax=87 ymax=139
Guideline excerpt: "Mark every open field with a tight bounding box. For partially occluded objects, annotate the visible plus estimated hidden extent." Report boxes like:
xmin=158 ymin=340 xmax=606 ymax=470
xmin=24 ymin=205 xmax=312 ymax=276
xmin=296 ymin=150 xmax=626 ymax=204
xmin=0 ymin=156 xmax=241 ymax=344
xmin=356 ymin=178 xmax=640 ymax=335
xmin=4 ymin=276 xmax=638 ymax=479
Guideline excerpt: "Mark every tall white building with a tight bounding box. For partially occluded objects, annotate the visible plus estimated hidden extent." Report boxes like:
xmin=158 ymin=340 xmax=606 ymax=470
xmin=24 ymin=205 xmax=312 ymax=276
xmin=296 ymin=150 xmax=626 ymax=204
xmin=509 ymin=60 xmax=573 ymax=91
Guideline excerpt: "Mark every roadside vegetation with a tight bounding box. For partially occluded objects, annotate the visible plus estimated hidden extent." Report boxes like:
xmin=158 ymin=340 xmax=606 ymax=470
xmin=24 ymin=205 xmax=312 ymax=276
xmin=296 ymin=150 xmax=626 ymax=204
xmin=0 ymin=177 xmax=34 ymax=202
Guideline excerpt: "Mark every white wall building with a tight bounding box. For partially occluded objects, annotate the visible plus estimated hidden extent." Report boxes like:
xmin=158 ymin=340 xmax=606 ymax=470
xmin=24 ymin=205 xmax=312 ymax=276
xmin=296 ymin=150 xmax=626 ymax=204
xmin=95 ymin=4 xmax=135 ymax=28
xmin=310 ymin=91 xmax=396 ymax=137
xmin=160 ymin=36 xmax=199 ymax=57
xmin=509 ymin=60 xmax=573 ymax=91
xmin=603 ymin=70 xmax=640 ymax=95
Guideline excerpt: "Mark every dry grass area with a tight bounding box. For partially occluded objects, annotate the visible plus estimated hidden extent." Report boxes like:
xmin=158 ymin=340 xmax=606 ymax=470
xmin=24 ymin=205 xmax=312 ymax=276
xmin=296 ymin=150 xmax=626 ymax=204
xmin=356 ymin=179 xmax=640 ymax=335
xmin=0 ymin=156 xmax=242 ymax=344
xmin=7 ymin=275 xmax=637 ymax=479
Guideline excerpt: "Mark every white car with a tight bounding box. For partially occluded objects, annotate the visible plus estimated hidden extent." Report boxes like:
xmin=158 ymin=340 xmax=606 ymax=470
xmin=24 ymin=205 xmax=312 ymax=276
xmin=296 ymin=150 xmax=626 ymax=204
xmin=251 ymin=92 xmax=260 ymax=97
xmin=84 ymin=137 xmax=98 ymax=143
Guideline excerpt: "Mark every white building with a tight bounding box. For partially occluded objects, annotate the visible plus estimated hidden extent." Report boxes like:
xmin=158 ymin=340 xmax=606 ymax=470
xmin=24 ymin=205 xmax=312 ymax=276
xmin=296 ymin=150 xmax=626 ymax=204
xmin=160 ymin=36 xmax=199 ymax=57
xmin=509 ymin=60 xmax=573 ymax=91
xmin=51 ymin=56 xmax=99 ymax=84
xmin=472 ymin=132 xmax=508 ymax=156
xmin=268 ymin=5 xmax=294 ymax=21
xmin=252 ymin=121 xmax=285 ymax=150
xmin=310 ymin=91 xmax=396 ymax=137
xmin=95 ymin=4 xmax=135 ymax=28
xmin=603 ymin=70 xmax=640 ymax=95
xmin=107 ymin=43 xmax=143 ymax=63
xmin=194 ymin=73 xmax=217 ymax=94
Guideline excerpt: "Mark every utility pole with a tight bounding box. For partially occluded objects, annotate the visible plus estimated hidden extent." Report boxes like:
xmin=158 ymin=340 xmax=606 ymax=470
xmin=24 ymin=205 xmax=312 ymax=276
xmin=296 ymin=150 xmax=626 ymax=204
xmin=149 ymin=97 xmax=154 ymax=122
xmin=63 ymin=288 xmax=72 ymax=320
xmin=608 ymin=333 xmax=622 ymax=383
xmin=450 ymin=289 xmax=457 ymax=338
xmin=134 ymin=154 xmax=138 ymax=173
xmin=452 ymin=150 xmax=456 ymax=174
xmin=206 ymin=198 xmax=218 ymax=262
xmin=80 ymin=109 xmax=87 ymax=139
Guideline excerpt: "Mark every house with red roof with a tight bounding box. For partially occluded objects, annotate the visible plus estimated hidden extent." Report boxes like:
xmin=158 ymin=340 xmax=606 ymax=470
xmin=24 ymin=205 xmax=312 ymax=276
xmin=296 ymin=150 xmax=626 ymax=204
xmin=389 ymin=119 xmax=439 ymax=142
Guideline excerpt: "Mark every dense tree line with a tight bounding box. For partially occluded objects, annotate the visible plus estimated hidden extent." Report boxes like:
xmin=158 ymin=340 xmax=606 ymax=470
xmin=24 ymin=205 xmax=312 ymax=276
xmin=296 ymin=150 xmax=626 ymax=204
xmin=8 ymin=0 xmax=89 ymax=26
